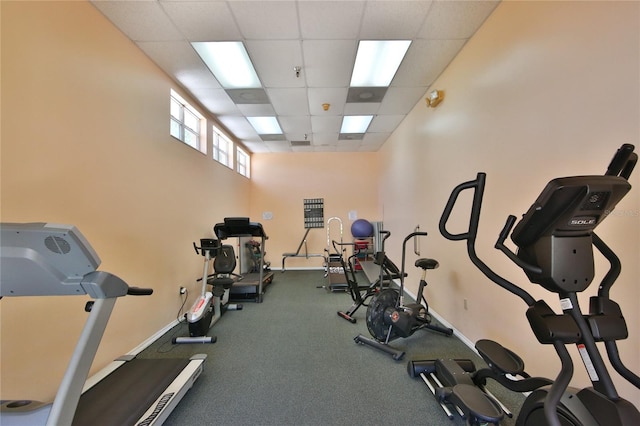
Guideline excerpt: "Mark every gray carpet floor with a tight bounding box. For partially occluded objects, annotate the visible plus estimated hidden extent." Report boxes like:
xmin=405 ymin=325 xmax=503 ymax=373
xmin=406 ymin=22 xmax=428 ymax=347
xmin=139 ymin=269 xmax=524 ymax=425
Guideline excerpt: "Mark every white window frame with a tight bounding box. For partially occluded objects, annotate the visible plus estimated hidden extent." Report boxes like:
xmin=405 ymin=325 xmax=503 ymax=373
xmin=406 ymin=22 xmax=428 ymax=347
xmin=170 ymin=89 xmax=206 ymax=153
xmin=213 ymin=126 xmax=233 ymax=169
xmin=236 ymin=146 xmax=250 ymax=178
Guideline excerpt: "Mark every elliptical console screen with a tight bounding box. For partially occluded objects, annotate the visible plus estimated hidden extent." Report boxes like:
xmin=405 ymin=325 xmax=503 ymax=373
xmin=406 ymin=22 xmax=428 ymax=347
xmin=511 ymin=175 xmax=631 ymax=248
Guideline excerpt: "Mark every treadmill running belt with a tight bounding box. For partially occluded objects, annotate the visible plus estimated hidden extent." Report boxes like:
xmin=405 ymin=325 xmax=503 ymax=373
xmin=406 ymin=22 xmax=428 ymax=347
xmin=72 ymin=358 xmax=190 ymax=426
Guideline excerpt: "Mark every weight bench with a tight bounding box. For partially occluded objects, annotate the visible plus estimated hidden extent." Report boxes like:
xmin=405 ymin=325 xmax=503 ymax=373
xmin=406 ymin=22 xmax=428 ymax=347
xmin=281 ymin=228 xmax=324 ymax=272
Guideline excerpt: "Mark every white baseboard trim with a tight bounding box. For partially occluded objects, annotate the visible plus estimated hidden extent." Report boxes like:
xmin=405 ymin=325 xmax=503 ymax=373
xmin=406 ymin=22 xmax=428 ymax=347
xmin=127 ymin=319 xmax=181 ymax=355
xmin=276 ymin=266 xmax=324 ymax=271
xmin=403 ymin=288 xmax=478 ymax=356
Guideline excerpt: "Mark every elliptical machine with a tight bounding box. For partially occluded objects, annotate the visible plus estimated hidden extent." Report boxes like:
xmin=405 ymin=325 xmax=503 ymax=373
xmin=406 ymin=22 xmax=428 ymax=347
xmin=354 ymin=231 xmax=453 ymax=360
xmin=173 ymin=238 xmax=242 ymax=344
xmin=429 ymin=144 xmax=640 ymax=425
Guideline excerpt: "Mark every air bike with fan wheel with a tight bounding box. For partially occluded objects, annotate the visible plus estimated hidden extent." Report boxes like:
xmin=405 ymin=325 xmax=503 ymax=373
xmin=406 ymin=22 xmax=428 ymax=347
xmin=354 ymin=231 xmax=453 ymax=360
xmin=412 ymin=144 xmax=640 ymax=426
xmin=0 ymin=223 xmax=206 ymax=426
xmin=337 ymin=230 xmax=405 ymax=324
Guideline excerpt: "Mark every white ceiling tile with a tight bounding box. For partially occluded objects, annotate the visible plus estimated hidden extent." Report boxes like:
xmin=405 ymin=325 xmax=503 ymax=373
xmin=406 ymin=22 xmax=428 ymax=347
xmin=312 ymin=133 xmax=340 ymax=147
xmin=292 ymin=145 xmax=315 ymax=152
xmin=217 ymin=116 xmax=258 ymax=140
xmin=279 ymin=116 xmax=312 ymax=134
xmin=362 ymin=132 xmax=391 ymax=147
xmin=236 ymin=103 xmax=277 ymax=117
xmin=419 ymin=0 xmax=500 ymax=40
xmin=303 ymin=40 xmax=357 ymax=88
xmin=136 ymin=41 xmax=222 ymax=89
xmin=267 ymin=88 xmax=310 ymax=115
xmin=298 ymin=1 xmax=365 ymax=39
xmin=160 ymin=1 xmax=241 ymax=41
xmin=246 ymin=41 xmax=305 ymax=88
xmin=343 ymin=102 xmax=381 ymax=115
xmin=190 ymin=88 xmax=240 ymax=115
xmin=308 ymin=88 xmax=348 ymax=115
xmin=358 ymin=144 xmax=380 ymax=152
xmin=369 ymin=116 xmax=404 ymax=133
xmin=242 ymin=141 xmax=271 ymax=153
xmin=392 ymin=39 xmax=467 ymax=87
xmin=229 ymin=1 xmax=300 ymax=39
xmin=265 ymin=140 xmax=292 ymax=152
xmin=91 ymin=1 xmax=183 ymax=41
xmin=359 ymin=0 xmax=433 ymax=39
xmin=336 ymin=140 xmax=362 ymax=151
xmin=311 ymin=116 xmax=342 ymax=133
xmin=378 ymin=87 xmax=426 ymax=115
xmin=288 ymin=134 xmax=313 ymax=144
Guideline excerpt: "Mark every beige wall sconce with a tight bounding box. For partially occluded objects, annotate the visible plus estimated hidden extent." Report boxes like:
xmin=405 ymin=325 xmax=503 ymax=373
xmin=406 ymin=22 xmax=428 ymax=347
xmin=426 ymin=90 xmax=444 ymax=108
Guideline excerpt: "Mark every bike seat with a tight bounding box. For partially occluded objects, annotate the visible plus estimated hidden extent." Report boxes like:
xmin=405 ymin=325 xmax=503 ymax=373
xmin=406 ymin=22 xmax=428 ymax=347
xmin=438 ymin=384 xmax=504 ymax=425
xmin=415 ymin=258 xmax=439 ymax=270
xmin=208 ymin=276 xmax=235 ymax=290
xmin=475 ymin=339 xmax=524 ymax=375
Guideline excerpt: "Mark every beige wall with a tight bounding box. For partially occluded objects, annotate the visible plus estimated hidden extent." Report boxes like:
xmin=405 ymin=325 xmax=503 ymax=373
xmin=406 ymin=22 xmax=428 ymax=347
xmin=378 ymin=0 xmax=639 ymax=406
xmin=1 ymin=0 xmax=639 ymax=412
xmin=250 ymin=152 xmax=380 ymax=270
xmin=1 ymin=1 xmax=250 ymax=401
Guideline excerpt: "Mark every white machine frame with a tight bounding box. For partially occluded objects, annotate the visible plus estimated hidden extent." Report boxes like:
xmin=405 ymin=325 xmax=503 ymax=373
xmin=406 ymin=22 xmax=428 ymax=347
xmin=0 ymin=223 xmax=206 ymax=425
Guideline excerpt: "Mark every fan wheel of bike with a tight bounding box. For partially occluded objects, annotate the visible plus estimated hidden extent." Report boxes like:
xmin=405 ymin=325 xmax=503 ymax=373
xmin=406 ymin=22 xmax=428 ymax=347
xmin=366 ymin=288 xmax=399 ymax=342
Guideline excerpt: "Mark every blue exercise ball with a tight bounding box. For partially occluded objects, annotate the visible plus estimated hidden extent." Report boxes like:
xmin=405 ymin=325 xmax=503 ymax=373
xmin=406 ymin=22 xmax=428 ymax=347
xmin=351 ymin=219 xmax=374 ymax=238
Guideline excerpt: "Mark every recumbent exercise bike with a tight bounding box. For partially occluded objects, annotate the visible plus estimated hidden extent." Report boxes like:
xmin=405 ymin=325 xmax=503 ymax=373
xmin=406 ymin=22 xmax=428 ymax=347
xmin=173 ymin=238 xmax=242 ymax=344
xmin=409 ymin=144 xmax=640 ymax=425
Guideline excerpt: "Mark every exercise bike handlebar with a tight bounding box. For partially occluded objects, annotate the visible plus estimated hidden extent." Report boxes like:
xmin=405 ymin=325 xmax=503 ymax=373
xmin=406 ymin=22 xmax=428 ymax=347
xmin=127 ymin=287 xmax=154 ymax=296
xmin=332 ymin=239 xmax=354 ymax=253
xmin=399 ymin=231 xmax=429 ymax=292
xmin=439 ymin=172 xmax=536 ymax=307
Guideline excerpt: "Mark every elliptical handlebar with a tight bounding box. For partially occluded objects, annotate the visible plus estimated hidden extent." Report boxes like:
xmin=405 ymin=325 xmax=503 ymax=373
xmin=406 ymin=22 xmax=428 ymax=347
xmin=438 ymin=172 xmax=536 ymax=307
xmin=439 ymin=174 xmax=485 ymax=242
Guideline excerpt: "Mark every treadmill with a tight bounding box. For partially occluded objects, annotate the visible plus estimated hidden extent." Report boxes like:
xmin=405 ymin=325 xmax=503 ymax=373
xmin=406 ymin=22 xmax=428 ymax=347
xmin=0 ymin=223 xmax=206 ymax=426
xmin=213 ymin=217 xmax=274 ymax=303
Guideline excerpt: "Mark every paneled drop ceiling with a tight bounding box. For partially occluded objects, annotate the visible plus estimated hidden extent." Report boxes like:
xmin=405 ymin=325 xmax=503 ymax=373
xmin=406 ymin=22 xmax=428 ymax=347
xmin=90 ymin=0 xmax=500 ymax=153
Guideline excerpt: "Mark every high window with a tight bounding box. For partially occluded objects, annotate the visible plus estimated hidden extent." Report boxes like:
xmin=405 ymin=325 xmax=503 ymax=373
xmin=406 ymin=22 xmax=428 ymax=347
xmin=236 ymin=146 xmax=250 ymax=178
xmin=213 ymin=126 xmax=233 ymax=168
xmin=170 ymin=90 xmax=205 ymax=153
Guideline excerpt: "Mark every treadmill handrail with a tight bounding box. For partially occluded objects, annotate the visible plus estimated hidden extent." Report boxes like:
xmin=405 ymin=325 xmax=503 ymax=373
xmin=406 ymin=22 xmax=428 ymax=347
xmin=0 ymin=223 xmax=154 ymax=425
xmin=214 ymin=217 xmax=268 ymax=239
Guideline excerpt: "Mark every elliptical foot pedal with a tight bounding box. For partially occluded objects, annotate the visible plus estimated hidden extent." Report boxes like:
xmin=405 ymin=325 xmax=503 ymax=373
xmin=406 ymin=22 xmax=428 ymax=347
xmin=440 ymin=384 xmax=504 ymax=425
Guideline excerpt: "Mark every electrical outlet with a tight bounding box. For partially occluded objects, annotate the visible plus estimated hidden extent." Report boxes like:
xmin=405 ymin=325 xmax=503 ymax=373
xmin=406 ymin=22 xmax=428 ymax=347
xmin=179 ymin=286 xmax=186 ymax=295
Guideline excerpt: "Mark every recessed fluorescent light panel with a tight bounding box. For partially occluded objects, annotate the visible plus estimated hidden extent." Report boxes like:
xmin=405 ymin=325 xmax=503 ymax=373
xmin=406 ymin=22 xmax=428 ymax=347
xmin=247 ymin=116 xmax=283 ymax=135
xmin=192 ymin=41 xmax=261 ymax=89
xmin=340 ymin=115 xmax=373 ymax=134
xmin=350 ymin=40 xmax=412 ymax=87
